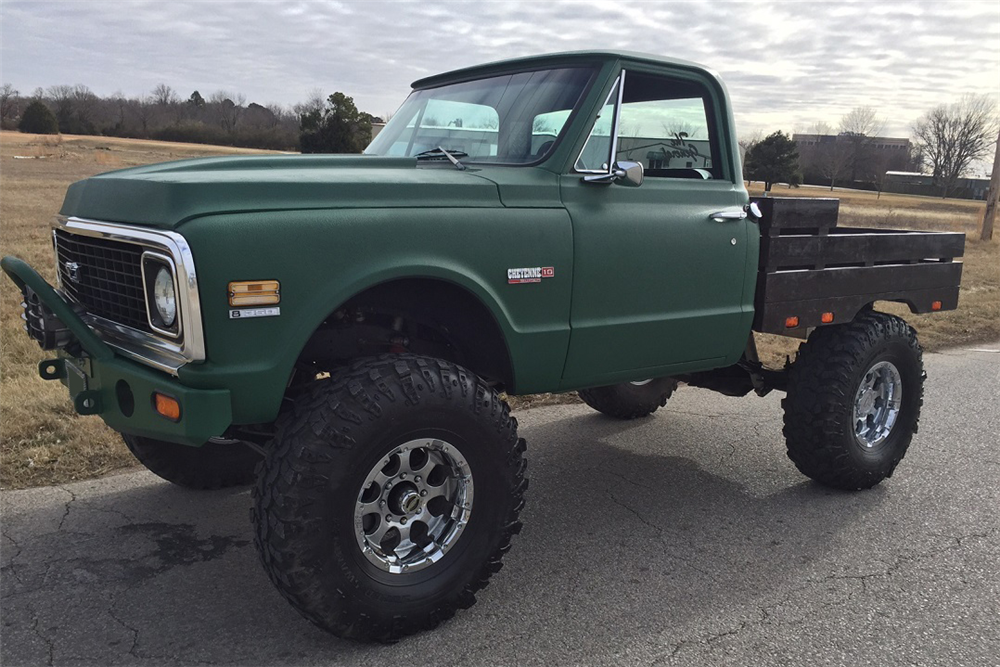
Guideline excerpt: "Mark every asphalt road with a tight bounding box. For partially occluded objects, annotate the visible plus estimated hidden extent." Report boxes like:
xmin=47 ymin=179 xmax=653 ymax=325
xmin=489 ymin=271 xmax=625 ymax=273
xmin=2 ymin=344 xmax=998 ymax=666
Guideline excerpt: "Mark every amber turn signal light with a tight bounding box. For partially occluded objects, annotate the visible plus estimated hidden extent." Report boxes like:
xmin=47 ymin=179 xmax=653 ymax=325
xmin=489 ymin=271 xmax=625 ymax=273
xmin=229 ymin=280 xmax=280 ymax=307
xmin=931 ymin=301 xmax=942 ymax=311
xmin=785 ymin=316 xmax=799 ymax=328
xmin=154 ymin=393 xmax=181 ymax=422
xmin=821 ymin=312 xmax=835 ymax=323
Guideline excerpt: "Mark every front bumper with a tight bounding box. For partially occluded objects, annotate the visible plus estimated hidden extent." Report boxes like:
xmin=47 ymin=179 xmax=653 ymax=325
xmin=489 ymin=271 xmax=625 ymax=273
xmin=2 ymin=256 xmax=231 ymax=446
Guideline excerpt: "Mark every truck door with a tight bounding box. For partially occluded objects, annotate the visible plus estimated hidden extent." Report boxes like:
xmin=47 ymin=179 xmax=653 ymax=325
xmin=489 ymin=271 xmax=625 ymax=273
xmin=560 ymin=68 xmax=753 ymax=386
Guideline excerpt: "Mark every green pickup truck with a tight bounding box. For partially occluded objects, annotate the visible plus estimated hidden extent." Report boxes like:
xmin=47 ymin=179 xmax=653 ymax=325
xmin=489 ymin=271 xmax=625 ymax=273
xmin=3 ymin=51 xmax=964 ymax=641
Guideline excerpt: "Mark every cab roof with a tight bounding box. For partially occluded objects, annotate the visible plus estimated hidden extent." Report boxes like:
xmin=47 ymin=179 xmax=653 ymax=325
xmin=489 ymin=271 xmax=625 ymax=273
xmin=410 ymin=50 xmax=714 ymax=89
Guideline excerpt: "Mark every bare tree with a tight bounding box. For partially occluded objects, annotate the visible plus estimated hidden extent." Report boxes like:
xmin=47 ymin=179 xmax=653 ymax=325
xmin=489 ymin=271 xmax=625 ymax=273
xmin=738 ymin=129 xmax=763 ymax=182
xmin=810 ymin=121 xmax=834 ymax=135
xmin=106 ymin=92 xmax=130 ymax=135
xmin=71 ymin=84 xmax=98 ymax=128
xmin=47 ymin=84 xmax=74 ymax=126
xmin=209 ymin=91 xmax=246 ymax=132
xmin=838 ymin=106 xmax=886 ymax=183
xmin=839 ymin=106 xmax=884 ymax=137
xmin=151 ymin=83 xmax=184 ymax=123
xmin=293 ymin=90 xmax=326 ymax=121
xmin=0 ymin=84 xmax=19 ymax=126
xmin=152 ymin=84 xmax=177 ymax=107
xmin=738 ymin=129 xmax=764 ymax=155
xmin=661 ymin=121 xmax=701 ymax=139
xmin=817 ymin=140 xmax=853 ymax=191
xmin=913 ymin=94 xmax=999 ymax=198
xmin=128 ymin=94 xmax=156 ymax=136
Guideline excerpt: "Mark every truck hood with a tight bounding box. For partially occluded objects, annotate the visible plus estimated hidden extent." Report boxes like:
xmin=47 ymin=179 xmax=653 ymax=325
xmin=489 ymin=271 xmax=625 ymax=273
xmin=59 ymin=154 xmax=504 ymax=228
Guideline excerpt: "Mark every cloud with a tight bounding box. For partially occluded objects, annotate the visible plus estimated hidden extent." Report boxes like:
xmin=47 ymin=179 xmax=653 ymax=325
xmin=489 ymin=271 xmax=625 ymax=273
xmin=1 ymin=0 xmax=997 ymax=137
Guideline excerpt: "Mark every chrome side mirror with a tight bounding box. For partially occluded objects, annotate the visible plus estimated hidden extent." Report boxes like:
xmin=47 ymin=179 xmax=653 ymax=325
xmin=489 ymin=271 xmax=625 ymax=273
xmin=582 ymin=161 xmax=644 ymax=187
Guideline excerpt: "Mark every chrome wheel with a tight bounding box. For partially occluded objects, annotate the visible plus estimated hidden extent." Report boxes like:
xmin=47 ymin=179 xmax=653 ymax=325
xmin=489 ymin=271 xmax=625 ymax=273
xmin=354 ymin=438 xmax=474 ymax=574
xmin=852 ymin=361 xmax=902 ymax=449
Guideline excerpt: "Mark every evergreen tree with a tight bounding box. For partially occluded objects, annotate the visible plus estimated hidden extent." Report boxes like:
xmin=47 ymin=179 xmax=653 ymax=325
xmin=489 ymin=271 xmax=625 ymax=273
xmin=299 ymin=92 xmax=373 ymax=153
xmin=18 ymin=100 xmax=59 ymax=134
xmin=744 ymin=131 xmax=801 ymax=191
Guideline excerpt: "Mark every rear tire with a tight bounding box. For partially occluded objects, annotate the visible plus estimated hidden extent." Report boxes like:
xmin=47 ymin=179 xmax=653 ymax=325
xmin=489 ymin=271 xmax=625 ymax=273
xmin=782 ymin=311 xmax=923 ymax=490
xmin=579 ymin=378 xmax=678 ymax=419
xmin=122 ymin=434 xmax=259 ymax=490
xmin=251 ymin=354 xmax=527 ymax=642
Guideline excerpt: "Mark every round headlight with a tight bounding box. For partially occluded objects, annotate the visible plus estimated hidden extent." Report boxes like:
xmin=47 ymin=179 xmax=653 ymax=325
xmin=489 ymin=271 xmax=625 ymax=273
xmin=153 ymin=266 xmax=177 ymax=327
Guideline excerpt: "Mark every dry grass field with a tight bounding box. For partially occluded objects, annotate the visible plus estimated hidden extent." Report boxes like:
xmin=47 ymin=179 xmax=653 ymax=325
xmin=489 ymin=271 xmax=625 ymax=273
xmin=1 ymin=133 xmax=997 ymax=488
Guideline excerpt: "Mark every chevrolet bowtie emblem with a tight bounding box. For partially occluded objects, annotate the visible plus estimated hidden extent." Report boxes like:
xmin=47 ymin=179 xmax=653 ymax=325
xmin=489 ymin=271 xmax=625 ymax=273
xmin=65 ymin=261 xmax=82 ymax=283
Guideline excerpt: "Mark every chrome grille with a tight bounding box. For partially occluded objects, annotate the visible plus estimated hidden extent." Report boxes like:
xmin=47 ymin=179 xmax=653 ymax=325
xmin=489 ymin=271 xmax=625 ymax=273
xmin=54 ymin=228 xmax=150 ymax=333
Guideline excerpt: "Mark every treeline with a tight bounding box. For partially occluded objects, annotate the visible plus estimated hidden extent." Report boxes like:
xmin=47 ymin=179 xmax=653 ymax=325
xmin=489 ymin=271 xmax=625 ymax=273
xmin=0 ymin=83 xmax=381 ymax=153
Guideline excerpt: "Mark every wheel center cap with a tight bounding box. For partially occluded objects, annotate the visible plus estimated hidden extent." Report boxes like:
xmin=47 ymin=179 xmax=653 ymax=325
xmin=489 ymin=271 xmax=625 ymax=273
xmin=858 ymin=390 xmax=877 ymax=415
xmin=399 ymin=489 xmax=421 ymax=514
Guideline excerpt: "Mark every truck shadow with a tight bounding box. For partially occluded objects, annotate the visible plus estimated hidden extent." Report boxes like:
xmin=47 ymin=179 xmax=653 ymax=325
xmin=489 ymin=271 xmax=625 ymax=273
xmin=4 ymin=406 xmax=890 ymax=665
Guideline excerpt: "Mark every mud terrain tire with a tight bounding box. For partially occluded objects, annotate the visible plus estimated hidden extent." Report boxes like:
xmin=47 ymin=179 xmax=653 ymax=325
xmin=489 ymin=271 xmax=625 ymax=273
xmin=252 ymin=354 xmax=527 ymax=642
xmin=579 ymin=378 xmax=678 ymax=419
xmin=782 ymin=311 xmax=923 ymax=490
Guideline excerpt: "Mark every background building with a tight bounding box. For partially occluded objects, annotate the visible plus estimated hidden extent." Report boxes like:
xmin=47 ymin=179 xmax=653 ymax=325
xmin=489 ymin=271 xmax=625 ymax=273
xmin=883 ymin=171 xmax=991 ymax=200
xmin=794 ymin=133 xmax=919 ymax=190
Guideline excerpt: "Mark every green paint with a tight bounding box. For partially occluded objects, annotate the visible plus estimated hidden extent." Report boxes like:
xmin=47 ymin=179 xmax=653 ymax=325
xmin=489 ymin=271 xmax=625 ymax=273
xmin=4 ymin=51 xmax=760 ymax=443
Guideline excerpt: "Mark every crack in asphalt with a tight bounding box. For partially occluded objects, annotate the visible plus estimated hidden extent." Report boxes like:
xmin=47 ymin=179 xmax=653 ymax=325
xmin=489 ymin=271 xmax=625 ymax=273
xmin=107 ymin=599 xmax=142 ymax=660
xmin=27 ymin=602 xmax=56 ymax=667
xmin=645 ymin=527 xmax=998 ymax=665
xmin=650 ymin=611 xmax=766 ymax=665
xmin=604 ymin=489 xmax=719 ymax=582
xmin=56 ymin=486 xmax=77 ymax=531
xmin=1 ymin=527 xmax=25 ymax=585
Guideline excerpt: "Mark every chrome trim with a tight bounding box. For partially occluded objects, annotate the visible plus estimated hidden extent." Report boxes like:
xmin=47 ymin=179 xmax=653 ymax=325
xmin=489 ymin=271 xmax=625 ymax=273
xmin=55 ymin=216 xmax=205 ymax=374
xmin=140 ymin=251 xmax=182 ymax=339
xmin=51 ymin=229 xmax=62 ymax=290
xmin=79 ymin=312 xmax=189 ymax=374
xmin=575 ymin=74 xmax=623 ymax=175
xmin=608 ymin=69 xmax=626 ymax=169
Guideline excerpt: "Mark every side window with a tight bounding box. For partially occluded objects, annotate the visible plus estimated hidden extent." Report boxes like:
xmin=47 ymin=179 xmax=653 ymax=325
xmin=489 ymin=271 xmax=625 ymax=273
xmin=575 ymin=79 xmax=620 ymax=172
xmin=615 ymin=72 xmax=718 ymax=179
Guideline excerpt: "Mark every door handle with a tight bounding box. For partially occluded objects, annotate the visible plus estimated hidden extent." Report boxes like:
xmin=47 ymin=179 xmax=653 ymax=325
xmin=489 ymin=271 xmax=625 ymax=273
xmin=709 ymin=209 xmax=747 ymax=222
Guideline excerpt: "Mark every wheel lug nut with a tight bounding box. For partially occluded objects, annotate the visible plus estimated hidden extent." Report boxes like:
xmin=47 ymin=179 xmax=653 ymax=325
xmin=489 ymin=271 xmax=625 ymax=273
xmin=400 ymin=473 xmax=406 ymax=479
xmin=385 ymin=515 xmax=392 ymax=522
xmin=414 ymin=476 xmax=421 ymax=483
xmin=400 ymin=517 xmax=408 ymax=525
xmin=420 ymin=490 xmax=427 ymax=497
xmin=379 ymin=500 xmax=385 ymax=507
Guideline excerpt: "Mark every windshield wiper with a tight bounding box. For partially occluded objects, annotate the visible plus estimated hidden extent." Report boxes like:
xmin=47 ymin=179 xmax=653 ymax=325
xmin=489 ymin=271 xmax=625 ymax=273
xmin=414 ymin=147 xmax=468 ymax=171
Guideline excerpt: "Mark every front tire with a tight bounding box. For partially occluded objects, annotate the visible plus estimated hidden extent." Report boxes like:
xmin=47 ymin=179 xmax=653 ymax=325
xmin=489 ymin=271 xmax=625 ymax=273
xmin=122 ymin=434 xmax=260 ymax=490
xmin=782 ymin=311 xmax=924 ymax=490
xmin=579 ymin=378 xmax=678 ymax=419
xmin=251 ymin=355 xmax=527 ymax=642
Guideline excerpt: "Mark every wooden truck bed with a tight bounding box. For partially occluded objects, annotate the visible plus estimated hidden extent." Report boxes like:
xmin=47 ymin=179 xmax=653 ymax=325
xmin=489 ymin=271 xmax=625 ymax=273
xmin=752 ymin=197 xmax=965 ymax=336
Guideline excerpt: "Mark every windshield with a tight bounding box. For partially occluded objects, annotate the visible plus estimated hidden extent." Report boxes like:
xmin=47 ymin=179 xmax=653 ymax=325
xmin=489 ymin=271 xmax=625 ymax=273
xmin=366 ymin=67 xmax=595 ymax=165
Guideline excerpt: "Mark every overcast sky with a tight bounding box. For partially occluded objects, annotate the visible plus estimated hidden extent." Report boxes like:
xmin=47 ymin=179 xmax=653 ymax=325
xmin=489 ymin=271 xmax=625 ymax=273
xmin=2 ymin=0 xmax=998 ymax=145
